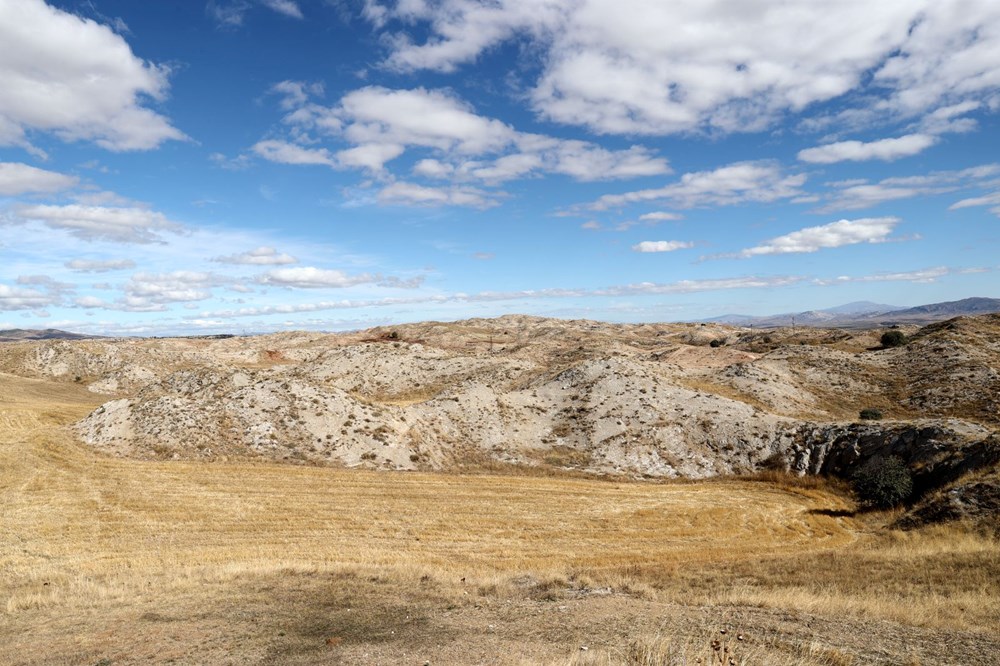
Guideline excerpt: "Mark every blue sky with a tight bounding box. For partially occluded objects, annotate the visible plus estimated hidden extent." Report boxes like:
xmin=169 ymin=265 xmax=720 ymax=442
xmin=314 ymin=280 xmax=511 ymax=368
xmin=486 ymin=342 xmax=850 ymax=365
xmin=1 ymin=0 xmax=998 ymax=335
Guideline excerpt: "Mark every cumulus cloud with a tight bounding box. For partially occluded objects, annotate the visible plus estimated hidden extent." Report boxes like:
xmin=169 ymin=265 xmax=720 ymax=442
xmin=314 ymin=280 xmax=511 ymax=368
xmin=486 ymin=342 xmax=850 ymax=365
xmin=252 ymin=140 xmax=335 ymax=166
xmin=258 ymin=267 xmax=380 ymax=289
xmin=737 ymin=218 xmax=900 ymax=257
xmin=377 ymin=181 xmax=500 ymax=208
xmin=213 ymin=246 xmax=299 ymax=266
xmin=364 ymin=1 xmax=1000 ymax=136
xmin=0 ymin=163 xmax=78 ymax=195
xmin=12 ymin=204 xmax=185 ymax=243
xmin=0 ymin=0 xmax=184 ymax=151
xmin=123 ymin=272 xmax=219 ymax=308
xmin=64 ymin=259 xmax=137 ymax=273
xmin=639 ymin=212 xmax=683 ymax=222
xmin=76 ymin=271 xmax=227 ymax=312
xmin=0 ymin=282 xmax=60 ymax=311
xmin=270 ymin=81 xmax=324 ymax=110
xmin=255 ymin=84 xmax=669 ymax=203
xmin=0 ymin=275 xmax=72 ymax=312
xmin=588 ymin=161 xmax=805 ymax=211
xmin=798 ymin=134 xmax=938 ymax=164
xmin=632 ymin=240 xmax=693 ymax=253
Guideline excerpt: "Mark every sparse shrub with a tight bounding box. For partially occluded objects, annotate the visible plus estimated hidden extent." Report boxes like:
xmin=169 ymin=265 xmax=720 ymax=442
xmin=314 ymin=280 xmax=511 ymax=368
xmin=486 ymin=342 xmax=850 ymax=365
xmin=851 ymin=455 xmax=913 ymax=509
xmin=859 ymin=408 xmax=883 ymax=421
xmin=880 ymin=330 xmax=906 ymax=348
xmin=709 ymin=339 xmax=725 ymax=348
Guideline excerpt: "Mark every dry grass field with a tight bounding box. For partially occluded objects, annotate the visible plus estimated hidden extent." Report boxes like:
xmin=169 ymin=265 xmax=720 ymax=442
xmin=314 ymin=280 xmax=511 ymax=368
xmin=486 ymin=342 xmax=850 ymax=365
xmin=2 ymin=372 xmax=999 ymax=665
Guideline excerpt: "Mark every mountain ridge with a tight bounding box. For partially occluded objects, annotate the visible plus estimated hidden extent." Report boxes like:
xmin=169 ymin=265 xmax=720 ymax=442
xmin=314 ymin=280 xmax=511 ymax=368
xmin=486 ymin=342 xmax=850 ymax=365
xmin=704 ymin=296 xmax=999 ymax=327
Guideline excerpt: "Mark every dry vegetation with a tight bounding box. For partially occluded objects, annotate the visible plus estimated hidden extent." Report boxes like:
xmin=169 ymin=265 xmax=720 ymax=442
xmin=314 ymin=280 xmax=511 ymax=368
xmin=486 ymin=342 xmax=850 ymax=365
xmin=2 ymin=370 xmax=999 ymax=665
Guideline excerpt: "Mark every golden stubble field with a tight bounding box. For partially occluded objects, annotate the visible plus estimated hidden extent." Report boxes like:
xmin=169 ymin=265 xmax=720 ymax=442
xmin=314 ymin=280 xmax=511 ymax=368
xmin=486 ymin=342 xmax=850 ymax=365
xmin=1 ymin=372 xmax=998 ymax=665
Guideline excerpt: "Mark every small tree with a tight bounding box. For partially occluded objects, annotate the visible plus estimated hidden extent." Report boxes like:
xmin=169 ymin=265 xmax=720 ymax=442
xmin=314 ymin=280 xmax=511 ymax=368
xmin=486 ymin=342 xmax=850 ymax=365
xmin=859 ymin=408 xmax=883 ymax=420
xmin=880 ymin=330 xmax=906 ymax=348
xmin=851 ymin=455 xmax=913 ymax=509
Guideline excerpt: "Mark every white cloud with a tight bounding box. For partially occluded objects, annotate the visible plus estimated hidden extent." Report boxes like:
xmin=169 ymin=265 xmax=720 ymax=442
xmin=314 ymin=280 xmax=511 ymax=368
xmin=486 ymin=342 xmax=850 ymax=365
xmin=813 ymin=266 xmax=952 ymax=286
xmin=335 ymin=142 xmax=406 ymax=172
xmin=0 ymin=275 xmax=72 ymax=312
xmin=950 ymin=191 xmax=1000 ymax=217
xmin=798 ymin=134 xmax=938 ymax=164
xmin=0 ymin=282 xmax=60 ymax=311
xmin=820 ymin=163 xmax=1000 ymax=212
xmin=213 ymin=246 xmax=299 ymax=266
xmin=252 ymin=140 xmax=335 ymax=166
xmin=261 ymin=0 xmax=303 ymax=19
xmin=65 ymin=259 xmax=137 ymax=273
xmin=124 ymin=272 xmax=217 ymax=307
xmin=919 ymin=101 xmax=982 ymax=135
xmin=12 ymin=204 xmax=185 ymax=243
xmin=365 ymin=1 xmax=1000 ymax=137
xmin=543 ymin=142 xmax=670 ymax=181
xmin=0 ymin=0 xmax=184 ymax=151
xmin=632 ymin=240 xmax=693 ymax=253
xmin=738 ymin=218 xmax=900 ymax=257
xmin=337 ymin=86 xmax=513 ymax=154
xmin=209 ymin=1 xmax=303 ymax=26
xmin=412 ymin=158 xmax=454 ymax=179
xmin=819 ymin=183 xmax=919 ymax=211
xmin=209 ymin=152 xmax=253 ymax=171
xmin=0 ymin=163 xmax=78 ymax=195
xmin=588 ymin=161 xmax=805 ymax=211
xmin=270 ymin=81 xmax=324 ymax=110
xmin=639 ymin=212 xmax=683 ymax=222
xmin=76 ymin=271 xmax=226 ymax=312
xmin=258 ymin=267 xmax=380 ymax=289
xmin=377 ymin=181 xmax=500 ymax=208
xmin=259 ymin=85 xmax=669 ymax=202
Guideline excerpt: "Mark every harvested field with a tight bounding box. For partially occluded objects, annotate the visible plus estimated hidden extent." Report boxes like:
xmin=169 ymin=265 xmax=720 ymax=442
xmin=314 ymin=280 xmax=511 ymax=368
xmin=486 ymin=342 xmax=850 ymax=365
xmin=2 ymin=372 xmax=999 ymax=664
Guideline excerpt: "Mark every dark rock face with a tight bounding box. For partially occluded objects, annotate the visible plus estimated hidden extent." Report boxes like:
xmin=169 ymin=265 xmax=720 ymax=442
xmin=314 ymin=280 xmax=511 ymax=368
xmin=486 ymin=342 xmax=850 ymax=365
xmin=896 ymin=480 xmax=1000 ymax=533
xmin=768 ymin=422 xmax=1000 ymax=526
xmin=773 ymin=421 xmax=995 ymax=479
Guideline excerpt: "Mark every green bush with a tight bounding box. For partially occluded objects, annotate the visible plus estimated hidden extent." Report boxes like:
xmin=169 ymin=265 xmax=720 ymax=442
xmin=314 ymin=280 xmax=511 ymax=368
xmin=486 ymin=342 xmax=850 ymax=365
xmin=851 ymin=455 xmax=913 ymax=509
xmin=880 ymin=330 xmax=906 ymax=348
xmin=709 ymin=338 xmax=725 ymax=348
xmin=859 ymin=408 xmax=883 ymax=420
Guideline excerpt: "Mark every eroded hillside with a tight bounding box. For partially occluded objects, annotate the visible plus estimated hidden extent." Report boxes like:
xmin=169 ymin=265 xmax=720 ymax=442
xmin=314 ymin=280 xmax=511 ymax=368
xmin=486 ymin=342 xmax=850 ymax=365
xmin=2 ymin=315 xmax=998 ymax=520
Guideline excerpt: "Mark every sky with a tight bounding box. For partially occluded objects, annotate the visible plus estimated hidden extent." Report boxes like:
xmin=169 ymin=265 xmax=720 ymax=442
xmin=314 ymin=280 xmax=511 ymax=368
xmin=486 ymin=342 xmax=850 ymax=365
xmin=1 ymin=0 xmax=998 ymax=336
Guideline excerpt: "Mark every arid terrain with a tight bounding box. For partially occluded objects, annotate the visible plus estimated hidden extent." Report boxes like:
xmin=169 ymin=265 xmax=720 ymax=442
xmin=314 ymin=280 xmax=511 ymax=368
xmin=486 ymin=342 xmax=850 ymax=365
xmin=2 ymin=315 xmax=999 ymax=664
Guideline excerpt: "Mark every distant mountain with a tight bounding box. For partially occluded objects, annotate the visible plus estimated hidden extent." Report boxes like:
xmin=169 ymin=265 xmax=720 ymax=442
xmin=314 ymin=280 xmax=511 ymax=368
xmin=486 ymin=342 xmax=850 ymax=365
xmin=0 ymin=328 xmax=99 ymax=342
xmin=879 ymin=297 xmax=1000 ymax=319
xmin=821 ymin=301 xmax=903 ymax=315
xmin=703 ymin=297 xmax=999 ymax=328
